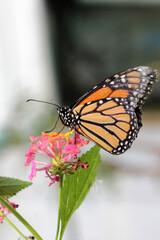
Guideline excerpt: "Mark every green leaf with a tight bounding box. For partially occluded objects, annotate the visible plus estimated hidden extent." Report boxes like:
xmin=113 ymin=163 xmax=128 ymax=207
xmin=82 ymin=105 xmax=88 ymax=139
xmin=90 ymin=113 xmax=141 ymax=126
xmin=0 ymin=177 xmax=32 ymax=199
xmin=60 ymin=145 xmax=101 ymax=239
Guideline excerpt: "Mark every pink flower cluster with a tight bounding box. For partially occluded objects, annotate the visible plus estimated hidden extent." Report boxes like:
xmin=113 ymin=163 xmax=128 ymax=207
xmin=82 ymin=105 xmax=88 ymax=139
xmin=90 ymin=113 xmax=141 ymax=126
xmin=25 ymin=131 xmax=89 ymax=186
xmin=0 ymin=200 xmax=18 ymax=223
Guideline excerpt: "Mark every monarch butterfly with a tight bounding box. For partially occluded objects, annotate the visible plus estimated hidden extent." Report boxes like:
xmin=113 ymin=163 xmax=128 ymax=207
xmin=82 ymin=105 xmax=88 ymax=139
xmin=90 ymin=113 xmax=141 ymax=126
xmin=28 ymin=66 xmax=158 ymax=155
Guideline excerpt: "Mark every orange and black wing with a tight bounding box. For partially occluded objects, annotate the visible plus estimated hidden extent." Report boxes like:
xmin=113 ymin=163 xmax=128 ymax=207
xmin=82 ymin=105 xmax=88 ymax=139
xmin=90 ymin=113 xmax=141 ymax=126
xmin=71 ymin=66 xmax=158 ymax=154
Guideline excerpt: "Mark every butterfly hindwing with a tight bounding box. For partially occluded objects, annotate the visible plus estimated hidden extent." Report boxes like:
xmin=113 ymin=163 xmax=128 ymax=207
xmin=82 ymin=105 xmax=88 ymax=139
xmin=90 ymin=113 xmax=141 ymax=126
xmin=73 ymin=97 xmax=139 ymax=154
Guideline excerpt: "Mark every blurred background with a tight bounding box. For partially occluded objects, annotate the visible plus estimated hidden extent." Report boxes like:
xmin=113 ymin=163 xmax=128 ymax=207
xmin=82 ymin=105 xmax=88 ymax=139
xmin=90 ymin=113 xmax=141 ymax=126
xmin=0 ymin=0 xmax=160 ymax=239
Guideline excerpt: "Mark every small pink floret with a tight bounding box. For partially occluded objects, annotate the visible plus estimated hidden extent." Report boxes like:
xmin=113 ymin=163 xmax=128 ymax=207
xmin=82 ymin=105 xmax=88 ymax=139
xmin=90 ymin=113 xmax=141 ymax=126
xmin=25 ymin=131 xmax=89 ymax=185
xmin=0 ymin=200 xmax=19 ymax=224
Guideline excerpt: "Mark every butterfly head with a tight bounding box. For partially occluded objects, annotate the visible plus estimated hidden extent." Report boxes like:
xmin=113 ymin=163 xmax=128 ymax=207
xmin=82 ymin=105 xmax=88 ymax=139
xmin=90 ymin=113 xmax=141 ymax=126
xmin=58 ymin=106 xmax=77 ymax=128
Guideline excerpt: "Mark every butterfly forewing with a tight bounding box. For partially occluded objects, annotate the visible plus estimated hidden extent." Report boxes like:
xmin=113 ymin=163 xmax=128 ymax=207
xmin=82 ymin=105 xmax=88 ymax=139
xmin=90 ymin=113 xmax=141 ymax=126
xmin=108 ymin=66 xmax=158 ymax=108
xmin=72 ymin=66 xmax=158 ymax=109
xmin=60 ymin=66 xmax=158 ymax=154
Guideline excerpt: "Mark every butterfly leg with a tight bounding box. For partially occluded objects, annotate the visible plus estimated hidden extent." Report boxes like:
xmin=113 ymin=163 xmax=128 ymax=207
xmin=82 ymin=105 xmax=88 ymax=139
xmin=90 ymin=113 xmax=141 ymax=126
xmin=45 ymin=115 xmax=60 ymax=133
xmin=74 ymin=130 xmax=77 ymax=144
xmin=58 ymin=125 xmax=65 ymax=133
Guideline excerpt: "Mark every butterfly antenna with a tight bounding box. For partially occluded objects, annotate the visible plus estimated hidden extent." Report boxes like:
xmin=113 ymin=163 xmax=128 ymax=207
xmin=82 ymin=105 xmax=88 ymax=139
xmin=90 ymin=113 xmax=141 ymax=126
xmin=50 ymin=98 xmax=60 ymax=107
xmin=27 ymin=98 xmax=62 ymax=133
xmin=27 ymin=98 xmax=60 ymax=109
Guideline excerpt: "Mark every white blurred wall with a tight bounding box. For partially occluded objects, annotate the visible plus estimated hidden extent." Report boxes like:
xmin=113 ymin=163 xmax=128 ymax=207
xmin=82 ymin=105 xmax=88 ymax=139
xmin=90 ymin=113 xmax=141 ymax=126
xmin=0 ymin=0 xmax=58 ymax=131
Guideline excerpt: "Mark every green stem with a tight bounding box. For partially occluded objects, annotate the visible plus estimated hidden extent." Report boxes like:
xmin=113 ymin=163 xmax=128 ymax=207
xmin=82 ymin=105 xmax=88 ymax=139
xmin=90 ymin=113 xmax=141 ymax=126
xmin=0 ymin=197 xmax=43 ymax=240
xmin=59 ymin=223 xmax=66 ymax=240
xmin=55 ymin=175 xmax=63 ymax=240
xmin=0 ymin=211 xmax=28 ymax=240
